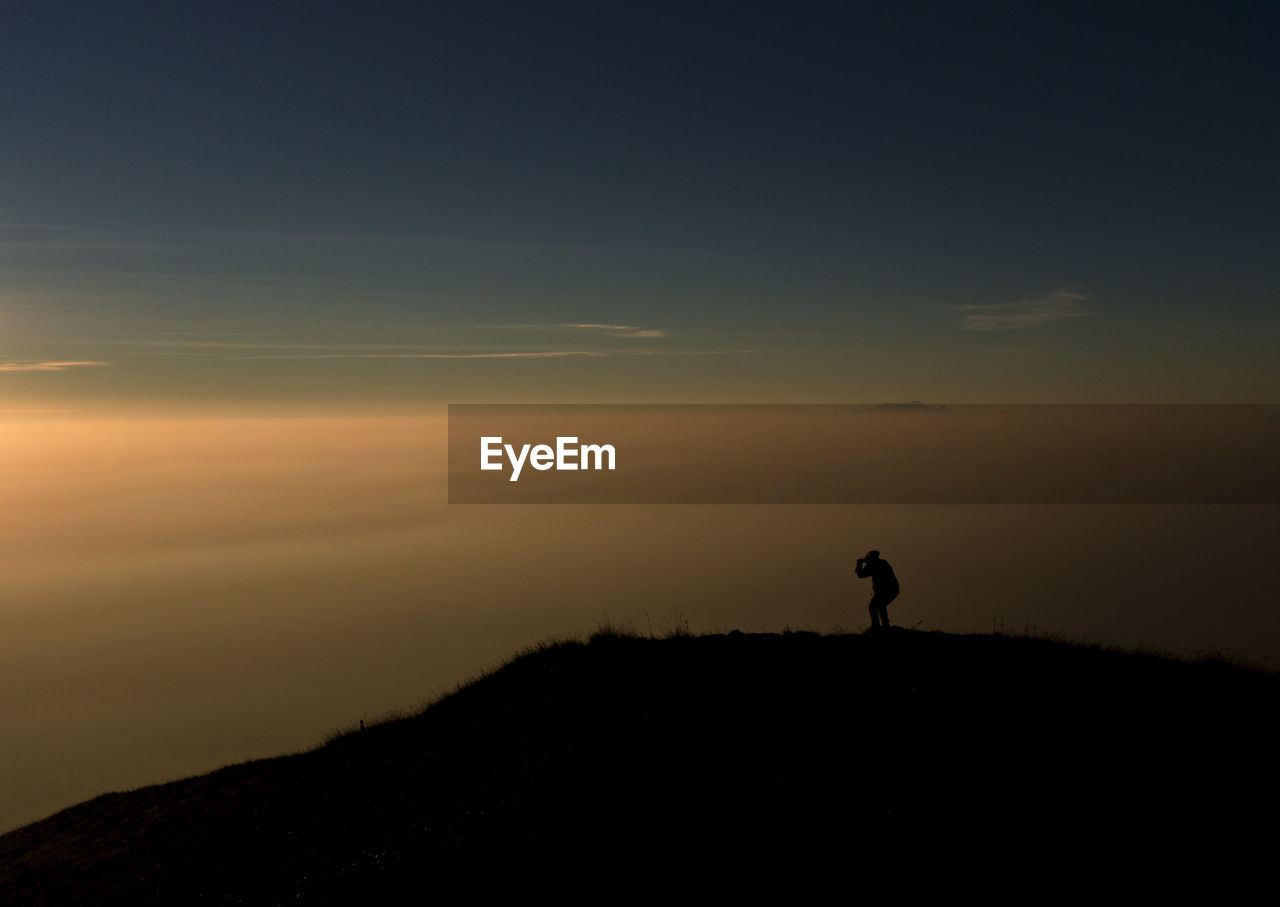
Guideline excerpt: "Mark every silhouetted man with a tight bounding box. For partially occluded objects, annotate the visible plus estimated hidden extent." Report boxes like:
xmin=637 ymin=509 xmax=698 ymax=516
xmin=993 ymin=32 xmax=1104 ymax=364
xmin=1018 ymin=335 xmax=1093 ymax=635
xmin=855 ymin=550 xmax=899 ymax=630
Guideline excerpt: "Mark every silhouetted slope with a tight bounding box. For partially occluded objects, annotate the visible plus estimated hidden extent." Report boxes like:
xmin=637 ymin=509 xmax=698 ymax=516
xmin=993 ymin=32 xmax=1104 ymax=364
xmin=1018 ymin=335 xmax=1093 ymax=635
xmin=1 ymin=630 xmax=1277 ymax=903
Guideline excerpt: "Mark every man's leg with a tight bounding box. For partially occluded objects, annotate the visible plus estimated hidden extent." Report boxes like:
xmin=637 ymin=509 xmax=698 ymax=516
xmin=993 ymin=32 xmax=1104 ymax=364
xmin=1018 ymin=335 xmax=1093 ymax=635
xmin=868 ymin=599 xmax=881 ymax=629
xmin=879 ymin=590 xmax=898 ymax=630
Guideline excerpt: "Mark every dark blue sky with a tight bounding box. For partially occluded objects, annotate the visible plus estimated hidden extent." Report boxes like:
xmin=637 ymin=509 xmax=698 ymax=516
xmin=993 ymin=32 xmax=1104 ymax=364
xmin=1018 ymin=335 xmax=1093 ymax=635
xmin=3 ymin=1 xmax=1278 ymax=404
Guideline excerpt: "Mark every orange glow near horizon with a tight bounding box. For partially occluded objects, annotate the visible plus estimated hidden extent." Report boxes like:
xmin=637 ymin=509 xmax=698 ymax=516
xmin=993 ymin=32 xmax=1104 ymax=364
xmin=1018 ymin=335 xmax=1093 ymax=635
xmin=1 ymin=412 xmax=1277 ymax=833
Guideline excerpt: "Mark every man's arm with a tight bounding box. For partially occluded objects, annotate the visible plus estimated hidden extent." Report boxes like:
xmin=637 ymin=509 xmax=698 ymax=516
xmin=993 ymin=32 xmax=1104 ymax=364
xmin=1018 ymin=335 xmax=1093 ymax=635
xmin=855 ymin=558 xmax=868 ymax=578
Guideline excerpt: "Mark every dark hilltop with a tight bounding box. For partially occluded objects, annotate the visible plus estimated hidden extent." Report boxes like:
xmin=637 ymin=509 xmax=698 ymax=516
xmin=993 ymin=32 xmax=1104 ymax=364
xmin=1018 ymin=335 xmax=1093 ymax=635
xmin=1 ymin=629 xmax=1276 ymax=903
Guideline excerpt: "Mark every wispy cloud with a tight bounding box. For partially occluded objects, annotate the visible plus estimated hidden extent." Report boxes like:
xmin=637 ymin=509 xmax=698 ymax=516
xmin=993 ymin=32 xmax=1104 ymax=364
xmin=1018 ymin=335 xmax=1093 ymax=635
xmin=958 ymin=290 xmax=1093 ymax=331
xmin=497 ymin=323 xmax=669 ymax=339
xmin=1 ymin=222 xmax=672 ymax=258
xmin=229 ymin=351 xmax=610 ymax=361
xmin=0 ymin=240 xmax=166 ymax=251
xmin=226 ymin=348 xmax=751 ymax=361
xmin=561 ymin=323 xmax=668 ymax=339
xmin=0 ymin=360 xmax=108 ymax=372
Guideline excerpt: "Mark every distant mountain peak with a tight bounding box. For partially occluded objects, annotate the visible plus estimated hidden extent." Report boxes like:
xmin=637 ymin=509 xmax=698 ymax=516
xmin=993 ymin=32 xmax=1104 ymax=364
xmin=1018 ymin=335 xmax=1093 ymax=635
xmin=868 ymin=401 xmax=951 ymax=412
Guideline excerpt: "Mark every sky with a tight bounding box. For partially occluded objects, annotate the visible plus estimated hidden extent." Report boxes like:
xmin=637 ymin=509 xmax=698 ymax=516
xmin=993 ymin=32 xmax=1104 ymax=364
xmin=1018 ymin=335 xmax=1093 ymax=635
xmin=3 ymin=0 xmax=1277 ymax=406
xmin=1 ymin=1 xmax=1279 ymax=835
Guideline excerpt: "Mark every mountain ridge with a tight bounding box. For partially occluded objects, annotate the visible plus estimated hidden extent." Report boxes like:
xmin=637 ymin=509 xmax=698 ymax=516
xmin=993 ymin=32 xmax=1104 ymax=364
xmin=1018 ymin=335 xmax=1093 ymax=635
xmin=2 ymin=628 xmax=1276 ymax=902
